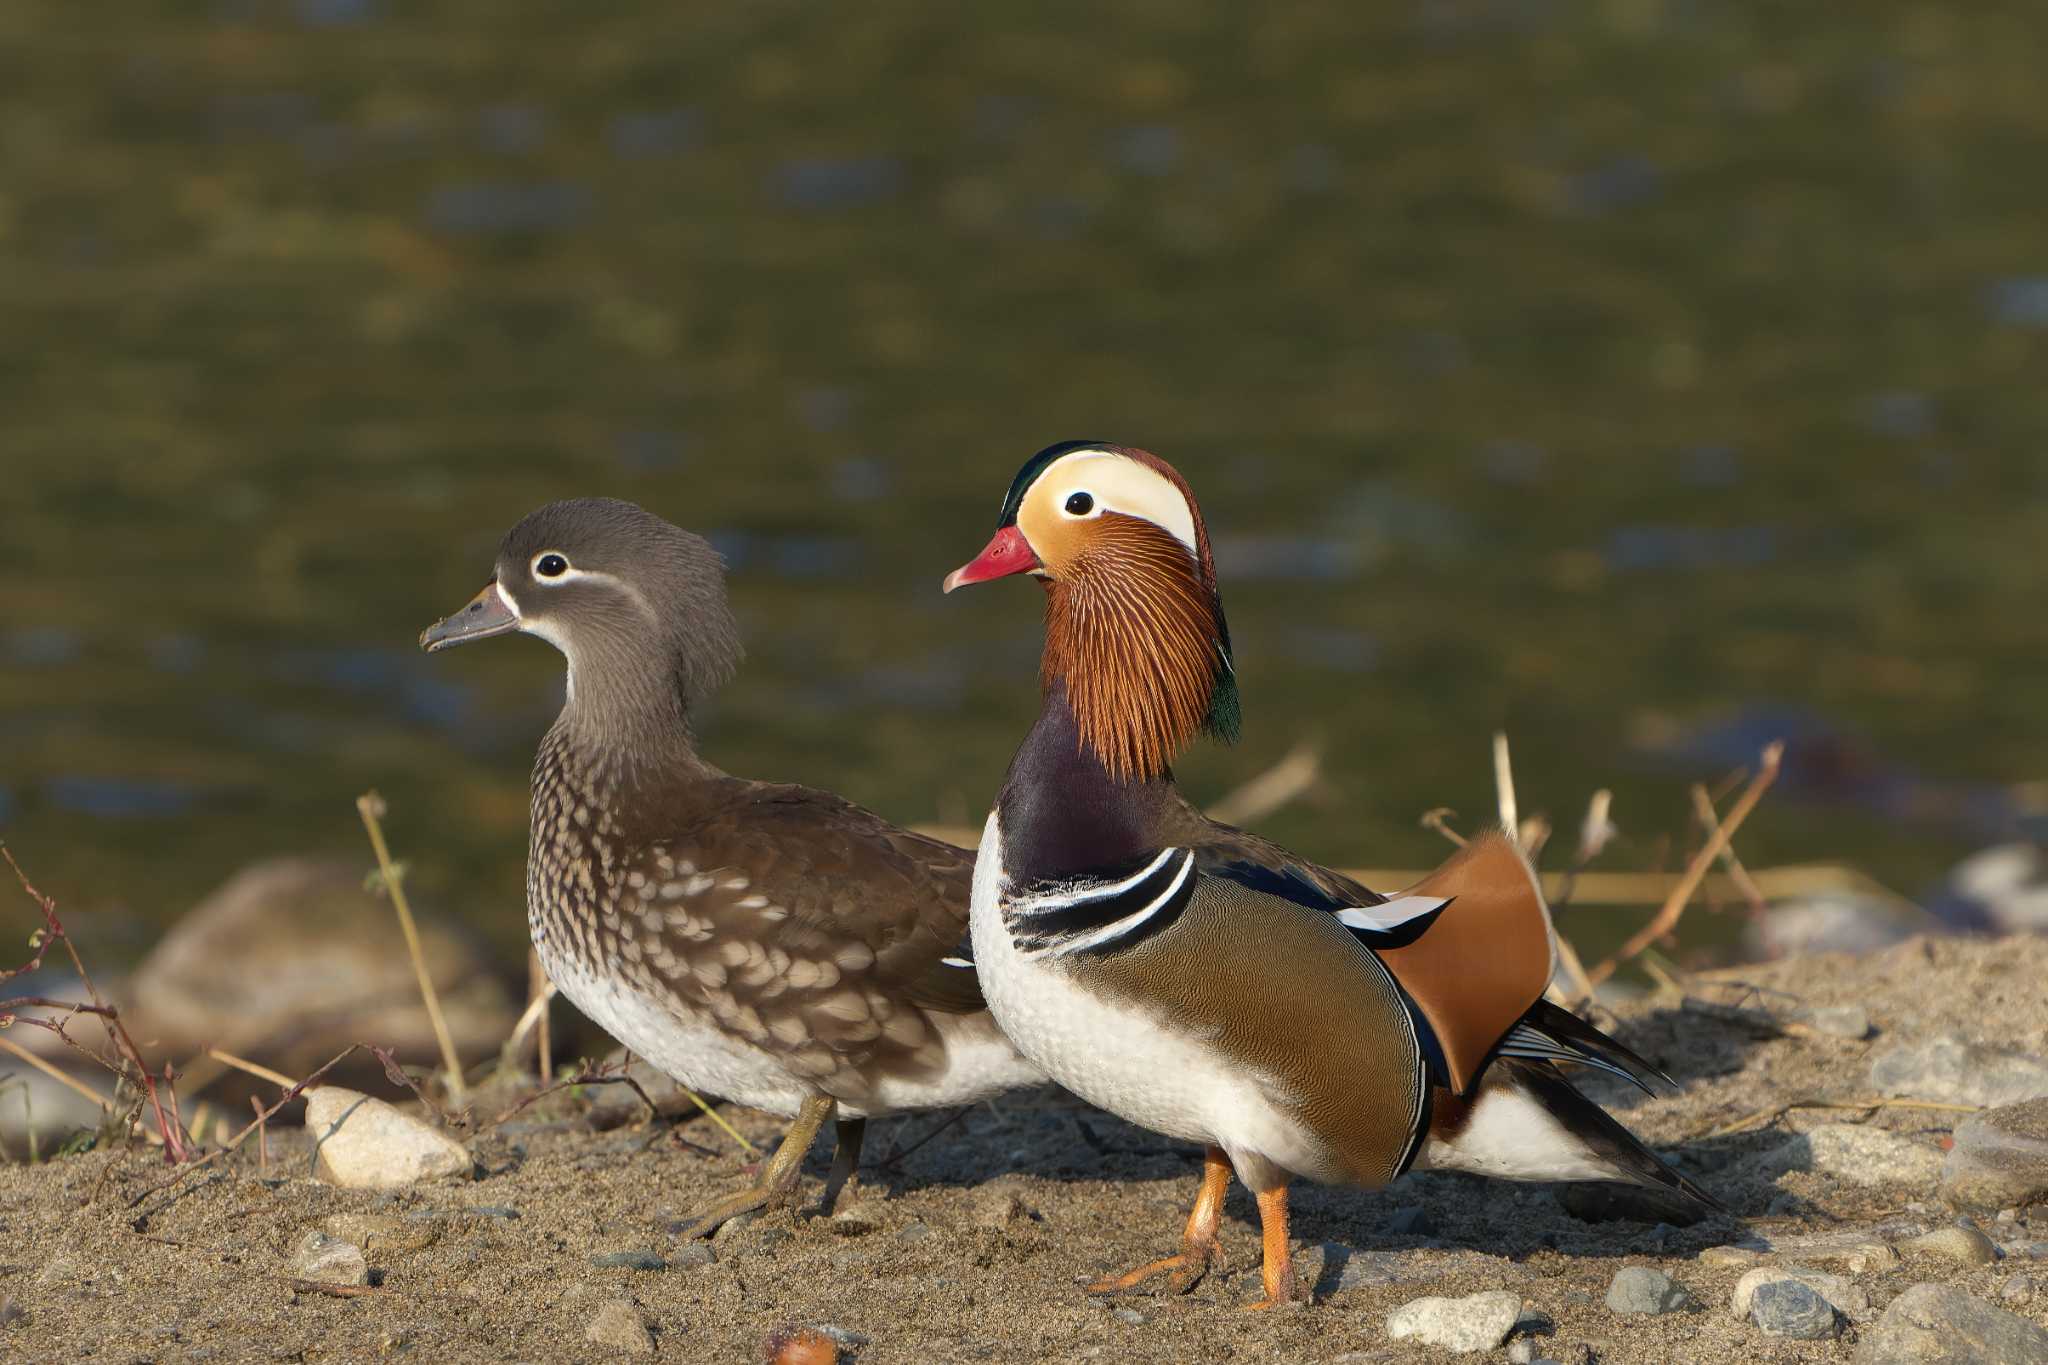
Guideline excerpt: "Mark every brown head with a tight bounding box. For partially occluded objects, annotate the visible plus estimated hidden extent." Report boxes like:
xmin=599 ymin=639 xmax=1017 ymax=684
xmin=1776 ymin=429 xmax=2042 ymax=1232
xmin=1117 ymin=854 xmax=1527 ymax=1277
xmin=945 ymin=441 xmax=1238 ymax=782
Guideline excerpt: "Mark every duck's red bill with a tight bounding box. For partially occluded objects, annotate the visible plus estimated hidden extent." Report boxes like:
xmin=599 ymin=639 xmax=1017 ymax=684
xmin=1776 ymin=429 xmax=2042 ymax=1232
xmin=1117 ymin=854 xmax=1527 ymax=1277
xmin=942 ymin=525 xmax=1041 ymax=594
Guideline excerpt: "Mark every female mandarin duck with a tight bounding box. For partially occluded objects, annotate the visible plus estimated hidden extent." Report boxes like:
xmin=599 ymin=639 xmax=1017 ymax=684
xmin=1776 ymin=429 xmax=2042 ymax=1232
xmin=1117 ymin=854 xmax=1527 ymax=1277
xmin=421 ymin=498 xmax=1044 ymax=1235
xmin=944 ymin=442 xmax=1714 ymax=1308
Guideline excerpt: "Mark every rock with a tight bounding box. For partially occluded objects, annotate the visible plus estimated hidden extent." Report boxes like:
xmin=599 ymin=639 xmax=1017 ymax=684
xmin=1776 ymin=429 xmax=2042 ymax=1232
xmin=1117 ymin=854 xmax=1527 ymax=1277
xmin=1384 ymin=1291 xmax=1523 ymax=1354
xmin=590 ymin=1250 xmax=668 ymax=1272
xmin=1799 ymin=1005 xmax=1873 ymax=1039
xmin=1750 ymin=1280 xmax=1841 ymax=1339
xmin=321 ymin=1212 xmax=442 ymax=1254
xmin=1870 ymin=1035 xmax=2048 ymax=1108
xmin=1770 ymin=1123 xmax=1942 ymax=1187
xmin=290 ymin=1230 xmax=369 ymax=1287
xmin=0 ymin=1296 xmax=23 ymax=1328
xmin=1747 ymin=895 xmax=1917 ymax=958
xmin=1699 ymin=1245 xmax=1766 ymax=1268
xmin=1856 ymin=1282 xmax=2048 ymax=1363
xmin=1605 ymin=1266 xmax=1693 ymax=1315
xmin=304 ymin=1087 xmax=472 ymax=1189
xmin=830 ymin=1205 xmax=883 ymax=1236
xmin=1730 ymin=1267 xmax=1869 ymax=1321
xmin=127 ymin=859 xmax=515 ymax=1090
xmin=585 ymin=1299 xmax=655 ymax=1356
xmin=670 ymin=1243 xmax=716 ymax=1269
xmin=1772 ymin=1232 xmax=1900 ymax=1274
xmin=2000 ymin=1274 xmax=2034 ymax=1304
xmin=1110 ymin=1307 xmax=1144 ymax=1325
xmin=896 ymin=1221 xmax=931 ymax=1244
xmin=1944 ymin=1099 xmax=2048 ymax=1211
xmin=711 ymin=1212 xmax=759 ymax=1247
xmin=1901 ymin=1224 xmax=1999 ymax=1265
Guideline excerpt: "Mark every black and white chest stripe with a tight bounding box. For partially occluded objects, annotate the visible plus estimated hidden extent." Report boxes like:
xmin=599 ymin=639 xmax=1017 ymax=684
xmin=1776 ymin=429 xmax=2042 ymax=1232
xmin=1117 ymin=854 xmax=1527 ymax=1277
xmin=1002 ymin=847 xmax=1198 ymax=958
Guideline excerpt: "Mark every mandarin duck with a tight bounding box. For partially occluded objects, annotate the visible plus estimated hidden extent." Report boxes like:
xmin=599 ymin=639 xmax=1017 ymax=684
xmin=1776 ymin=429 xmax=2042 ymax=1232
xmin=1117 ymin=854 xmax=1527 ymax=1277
xmin=421 ymin=498 xmax=1043 ymax=1235
xmin=943 ymin=443 xmax=1715 ymax=1308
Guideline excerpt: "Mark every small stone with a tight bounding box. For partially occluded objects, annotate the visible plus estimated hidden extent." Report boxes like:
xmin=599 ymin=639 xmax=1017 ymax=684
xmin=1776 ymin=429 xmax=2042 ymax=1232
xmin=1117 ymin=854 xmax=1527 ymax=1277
xmin=831 ymin=1204 xmax=883 ymax=1236
xmin=322 ymin=1213 xmax=441 ymax=1254
xmin=712 ymin=1212 xmax=760 ymax=1247
xmin=1750 ymin=1281 xmax=1840 ymax=1339
xmin=2000 ymin=1274 xmax=2034 ymax=1303
xmin=589 ymin=1250 xmax=667 ymax=1272
xmin=971 ymin=1191 xmax=1032 ymax=1229
xmin=290 ymin=1230 xmax=369 ymax=1287
xmin=1774 ymin=1230 xmax=1901 ymax=1273
xmin=1855 ymin=1282 xmax=2048 ymax=1363
xmin=303 ymin=1087 xmax=472 ymax=1190
xmin=754 ymin=1227 xmax=793 ymax=1252
xmin=1111 ymin=1307 xmax=1144 ymax=1326
xmin=1774 ymin=1123 xmax=1944 ymax=1187
xmin=1 ymin=1297 xmax=27 ymax=1328
xmin=670 ymin=1243 xmax=716 ymax=1269
xmin=1900 ymin=1224 xmax=1999 ymax=1265
xmin=1386 ymin=1205 xmax=1435 ymax=1236
xmin=1944 ymin=1099 xmax=2048 ymax=1211
xmin=1385 ymin=1290 xmax=1523 ymax=1354
xmin=1731 ymin=1267 xmax=1869 ymax=1321
xmin=1605 ymin=1266 xmax=1694 ymax=1315
xmin=585 ymin=1299 xmax=654 ymax=1356
xmin=1699 ymin=1245 xmax=1765 ymax=1268
xmin=1799 ymin=1005 xmax=1873 ymax=1039
xmin=896 ymin=1221 xmax=932 ymax=1244
xmin=1870 ymin=1036 xmax=2048 ymax=1108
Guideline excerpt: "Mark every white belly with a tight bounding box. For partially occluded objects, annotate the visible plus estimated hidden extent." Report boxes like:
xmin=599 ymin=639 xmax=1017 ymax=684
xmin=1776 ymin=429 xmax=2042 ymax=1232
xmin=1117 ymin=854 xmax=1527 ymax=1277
xmin=540 ymin=941 xmax=812 ymax=1118
xmin=970 ymin=813 xmax=1327 ymax=1175
xmin=539 ymin=925 xmax=1045 ymax=1122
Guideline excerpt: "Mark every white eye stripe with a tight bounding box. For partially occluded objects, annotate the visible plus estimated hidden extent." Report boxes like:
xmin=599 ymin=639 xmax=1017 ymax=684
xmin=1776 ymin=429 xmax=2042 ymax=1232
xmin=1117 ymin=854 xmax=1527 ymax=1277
xmin=1040 ymin=452 xmax=1198 ymax=555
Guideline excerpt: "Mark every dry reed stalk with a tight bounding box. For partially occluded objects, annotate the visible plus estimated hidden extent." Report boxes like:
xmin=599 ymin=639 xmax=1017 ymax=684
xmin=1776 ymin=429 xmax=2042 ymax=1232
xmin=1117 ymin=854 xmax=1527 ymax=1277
xmin=0 ymin=1035 xmax=117 ymax=1112
xmin=206 ymin=1048 xmax=297 ymax=1090
xmin=1698 ymin=1095 xmax=1983 ymax=1141
xmin=1585 ymin=741 xmax=1784 ymax=987
xmin=527 ymin=948 xmax=553 ymax=1086
xmin=1206 ymin=742 xmax=1322 ymax=827
xmin=354 ymin=793 xmax=465 ymax=1104
xmin=1691 ymin=783 xmax=1768 ymax=913
xmin=1492 ymin=731 xmax=1518 ymax=835
xmin=1418 ymin=807 xmax=1467 ymax=847
xmin=250 ymin=1096 xmax=268 ymax=1172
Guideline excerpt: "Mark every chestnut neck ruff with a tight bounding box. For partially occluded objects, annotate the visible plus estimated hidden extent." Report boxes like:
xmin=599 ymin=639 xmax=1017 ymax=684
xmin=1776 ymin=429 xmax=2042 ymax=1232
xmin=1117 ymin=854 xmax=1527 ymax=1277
xmin=1040 ymin=514 xmax=1238 ymax=784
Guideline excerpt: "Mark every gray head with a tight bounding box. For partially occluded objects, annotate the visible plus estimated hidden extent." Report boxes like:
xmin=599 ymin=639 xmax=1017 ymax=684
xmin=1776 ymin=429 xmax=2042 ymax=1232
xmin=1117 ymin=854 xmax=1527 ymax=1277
xmin=421 ymin=498 xmax=741 ymax=739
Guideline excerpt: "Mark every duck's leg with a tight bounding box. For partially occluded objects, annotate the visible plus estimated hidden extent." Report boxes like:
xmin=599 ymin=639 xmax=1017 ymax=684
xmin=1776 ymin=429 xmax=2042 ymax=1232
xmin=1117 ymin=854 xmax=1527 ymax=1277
xmin=1087 ymin=1146 xmax=1234 ymax=1295
xmin=1242 ymin=1180 xmax=1304 ymax=1310
xmin=817 ymin=1115 xmax=866 ymax=1214
xmin=676 ymin=1094 xmax=835 ymax=1239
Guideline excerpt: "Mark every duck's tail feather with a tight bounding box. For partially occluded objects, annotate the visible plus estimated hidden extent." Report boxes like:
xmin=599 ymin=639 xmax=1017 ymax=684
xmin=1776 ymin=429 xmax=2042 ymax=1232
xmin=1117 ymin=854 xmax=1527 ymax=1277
xmin=1495 ymin=998 xmax=1678 ymax=1097
xmin=1414 ymin=1057 xmax=1722 ymax=1215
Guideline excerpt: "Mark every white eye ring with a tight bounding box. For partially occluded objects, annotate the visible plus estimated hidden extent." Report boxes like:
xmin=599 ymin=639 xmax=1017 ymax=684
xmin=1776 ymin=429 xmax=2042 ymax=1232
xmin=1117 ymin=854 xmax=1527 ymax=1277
xmin=533 ymin=551 xmax=574 ymax=581
xmin=1061 ymin=490 xmax=1098 ymax=518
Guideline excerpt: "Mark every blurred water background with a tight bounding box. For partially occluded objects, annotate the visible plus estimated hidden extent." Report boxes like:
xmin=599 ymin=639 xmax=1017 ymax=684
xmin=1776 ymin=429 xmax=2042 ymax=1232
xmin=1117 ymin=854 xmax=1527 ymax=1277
xmin=3 ymin=2 xmax=2045 ymax=976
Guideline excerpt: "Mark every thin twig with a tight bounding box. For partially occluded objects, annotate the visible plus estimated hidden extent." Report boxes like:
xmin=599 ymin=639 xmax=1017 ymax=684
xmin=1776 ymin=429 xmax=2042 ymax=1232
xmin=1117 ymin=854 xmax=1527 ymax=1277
xmin=1551 ymin=789 xmax=1615 ymax=914
xmin=1690 ymin=783 xmax=1768 ymax=914
xmin=527 ymin=949 xmax=553 ymax=1086
xmin=1697 ymin=1095 xmax=1983 ymax=1141
xmin=503 ymin=977 xmax=558 ymax=1072
xmin=289 ymin=1278 xmax=381 ymax=1298
xmin=251 ymin=1096 xmax=268 ymax=1172
xmin=879 ymin=1105 xmax=973 ymax=1171
xmin=355 ymin=794 xmax=465 ymax=1104
xmin=1586 ymin=742 xmax=1784 ymax=986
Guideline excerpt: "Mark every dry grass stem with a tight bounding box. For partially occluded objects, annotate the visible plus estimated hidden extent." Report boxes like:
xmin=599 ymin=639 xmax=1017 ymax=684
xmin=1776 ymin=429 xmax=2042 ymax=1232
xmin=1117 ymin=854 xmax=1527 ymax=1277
xmin=1586 ymin=741 xmax=1784 ymax=987
xmin=250 ymin=1096 xmax=268 ymax=1172
xmin=354 ymin=793 xmax=465 ymax=1104
xmin=1492 ymin=731 xmax=1518 ymax=835
xmin=526 ymin=949 xmax=554 ymax=1085
xmin=1205 ymin=741 xmax=1321 ymax=827
xmin=503 ymin=980 xmax=559 ymax=1068
xmin=0 ymin=1035 xmax=117 ymax=1113
xmin=206 ymin=1048 xmax=297 ymax=1090
xmin=1691 ymin=783 xmax=1768 ymax=914
xmin=1419 ymin=807 xmax=1467 ymax=848
xmin=1698 ymin=1095 xmax=1984 ymax=1141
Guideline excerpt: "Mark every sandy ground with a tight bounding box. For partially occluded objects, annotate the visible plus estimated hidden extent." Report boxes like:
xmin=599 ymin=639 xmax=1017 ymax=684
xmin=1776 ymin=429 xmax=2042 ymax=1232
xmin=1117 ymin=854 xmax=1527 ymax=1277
xmin=4 ymin=934 xmax=2047 ymax=1364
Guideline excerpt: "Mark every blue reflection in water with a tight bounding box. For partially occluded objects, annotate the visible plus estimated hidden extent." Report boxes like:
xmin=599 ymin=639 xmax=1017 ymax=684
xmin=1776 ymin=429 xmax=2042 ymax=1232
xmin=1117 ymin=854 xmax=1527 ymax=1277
xmin=2 ymin=628 xmax=81 ymax=666
xmin=1988 ymin=277 xmax=2048 ymax=328
xmin=46 ymin=776 xmax=198 ymax=820
xmin=772 ymin=157 xmax=905 ymax=211
xmin=609 ymin=110 xmax=700 ymax=158
xmin=425 ymin=182 xmax=591 ymax=235
xmin=1604 ymin=523 xmax=1779 ymax=572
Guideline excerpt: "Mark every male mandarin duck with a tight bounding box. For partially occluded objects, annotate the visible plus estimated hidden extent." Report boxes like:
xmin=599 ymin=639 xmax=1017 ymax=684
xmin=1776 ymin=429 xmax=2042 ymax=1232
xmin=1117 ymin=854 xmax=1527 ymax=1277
xmin=944 ymin=442 xmax=1715 ymax=1308
xmin=421 ymin=498 xmax=1043 ymax=1235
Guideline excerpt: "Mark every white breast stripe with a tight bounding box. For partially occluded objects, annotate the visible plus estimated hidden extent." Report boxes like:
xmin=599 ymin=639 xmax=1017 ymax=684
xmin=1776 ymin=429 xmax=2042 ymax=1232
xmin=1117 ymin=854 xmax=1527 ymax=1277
xmin=1009 ymin=845 xmax=1182 ymax=916
xmin=1335 ymin=895 xmax=1451 ymax=935
xmin=1036 ymin=850 xmax=1196 ymax=959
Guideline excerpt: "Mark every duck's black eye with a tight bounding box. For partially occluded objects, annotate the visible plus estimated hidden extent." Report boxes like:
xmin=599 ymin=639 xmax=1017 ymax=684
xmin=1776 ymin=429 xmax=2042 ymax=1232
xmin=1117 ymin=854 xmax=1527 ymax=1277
xmin=1064 ymin=491 xmax=1095 ymax=516
xmin=535 ymin=553 xmax=569 ymax=579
